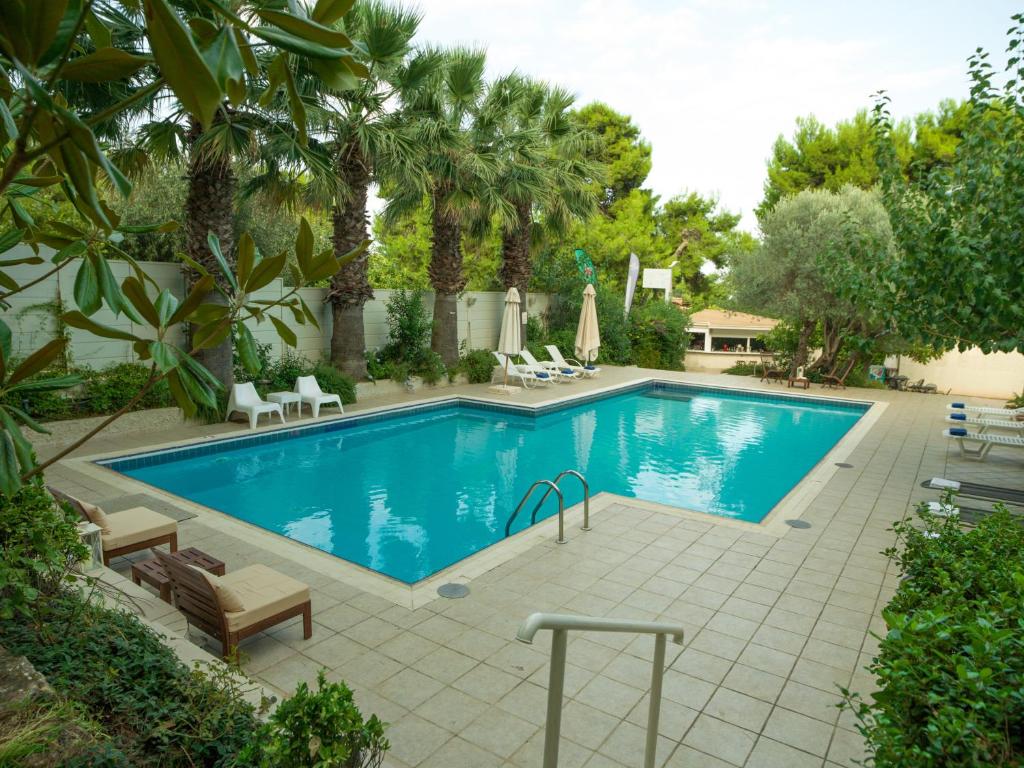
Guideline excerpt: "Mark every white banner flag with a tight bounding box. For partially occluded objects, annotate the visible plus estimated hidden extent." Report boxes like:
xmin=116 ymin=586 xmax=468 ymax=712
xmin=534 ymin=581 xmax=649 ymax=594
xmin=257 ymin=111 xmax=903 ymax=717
xmin=624 ymin=252 xmax=640 ymax=316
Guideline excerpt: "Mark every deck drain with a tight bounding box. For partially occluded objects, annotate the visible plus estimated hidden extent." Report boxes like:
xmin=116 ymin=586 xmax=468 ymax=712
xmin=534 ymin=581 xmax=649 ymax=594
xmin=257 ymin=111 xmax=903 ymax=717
xmin=437 ymin=583 xmax=470 ymax=599
xmin=835 ymin=462 xmax=854 ymax=468
xmin=785 ymin=519 xmax=812 ymax=529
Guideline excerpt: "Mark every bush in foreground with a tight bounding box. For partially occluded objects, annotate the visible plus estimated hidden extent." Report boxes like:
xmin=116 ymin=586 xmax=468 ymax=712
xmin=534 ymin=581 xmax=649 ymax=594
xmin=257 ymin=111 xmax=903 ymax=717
xmin=841 ymin=505 xmax=1024 ymax=766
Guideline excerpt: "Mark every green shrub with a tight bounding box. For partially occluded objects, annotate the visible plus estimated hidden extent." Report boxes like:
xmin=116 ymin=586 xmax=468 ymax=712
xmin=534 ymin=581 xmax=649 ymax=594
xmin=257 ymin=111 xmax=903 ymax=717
xmin=0 ymin=368 xmax=75 ymax=421
xmin=380 ymin=290 xmax=432 ymax=366
xmin=81 ymin=363 xmax=172 ymax=414
xmin=456 ymin=348 xmax=498 ymax=384
xmin=237 ymin=350 xmax=356 ymax=404
xmin=628 ymin=301 xmax=688 ymax=370
xmin=841 ymin=504 xmax=1024 ymax=767
xmin=310 ymin=362 xmax=357 ymax=404
xmin=722 ymin=361 xmax=759 ymax=376
xmin=0 ymin=590 xmax=260 ymax=768
xmin=240 ymin=671 xmax=388 ymax=767
xmin=0 ymin=482 xmax=86 ymax=620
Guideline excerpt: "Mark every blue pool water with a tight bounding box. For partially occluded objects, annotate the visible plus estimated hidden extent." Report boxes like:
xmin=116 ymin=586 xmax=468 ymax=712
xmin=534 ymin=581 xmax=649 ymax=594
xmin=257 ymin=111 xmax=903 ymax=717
xmin=105 ymin=384 xmax=866 ymax=583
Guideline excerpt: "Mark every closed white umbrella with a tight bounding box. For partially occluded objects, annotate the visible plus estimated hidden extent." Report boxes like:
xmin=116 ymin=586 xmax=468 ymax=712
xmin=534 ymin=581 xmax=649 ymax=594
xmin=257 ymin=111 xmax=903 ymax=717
xmin=494 ymin=287 xmax=522 ymax=393
xmin=575 ymin=283 xmax=600 ymax=364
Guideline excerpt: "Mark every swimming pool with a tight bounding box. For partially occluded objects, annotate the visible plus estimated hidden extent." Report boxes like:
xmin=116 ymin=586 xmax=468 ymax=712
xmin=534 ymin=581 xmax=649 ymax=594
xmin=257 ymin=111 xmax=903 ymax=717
xmin=103 ymin=383 xmax=867 ymax=583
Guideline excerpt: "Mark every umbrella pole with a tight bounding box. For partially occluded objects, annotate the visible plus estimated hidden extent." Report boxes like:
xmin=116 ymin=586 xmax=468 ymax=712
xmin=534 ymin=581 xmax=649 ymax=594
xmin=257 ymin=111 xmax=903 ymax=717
xmin=503 ymin=356 xmax=510 ymax=388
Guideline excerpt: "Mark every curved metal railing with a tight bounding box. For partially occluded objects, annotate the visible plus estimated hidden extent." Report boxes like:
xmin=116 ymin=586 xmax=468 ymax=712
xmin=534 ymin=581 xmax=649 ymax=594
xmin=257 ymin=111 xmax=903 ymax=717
xmin=504 ymin=480 xmax=565 ymax=542
xmin=528 ymin=469 xmax=590 ymax=531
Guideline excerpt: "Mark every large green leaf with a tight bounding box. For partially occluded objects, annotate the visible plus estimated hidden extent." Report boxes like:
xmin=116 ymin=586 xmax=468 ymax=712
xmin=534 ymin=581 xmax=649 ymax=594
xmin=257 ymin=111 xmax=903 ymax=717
xmin=201 ymin=26 xmax=245 ymax=99
xmin=283 ymin=64 xmax=307 ymax=144
xmin=206 ymin=232 xmax=238 ymax=291
xmin=121 ymin=276 xmax=160 ymax=326
xmin=168 ymin=275 xmax=214 ymax=324
xmin=269 ymin=315 xmax=297 ymax=347
xmin=153 ymin=289 xmax=179 ymax=327
xmin=0 ymin=0 xmax=68 ymax=66
xmin=0 ymin=408 xmax=35 ymax=475
xmin=191 ymin=317 xmax=231 ymax=350
xmin=144 ymin=0 xmax=223 ymax=128
xmin=0 ymin=431 xmax=21 ymax=496
xmin=234 ymin=321 xmax=260 ymax=373
xmin=256 ymin=9 xmax=352 ymax=48
xmin=311 ymin=0 xmax=355 ymax=25
xmin=149 ymin=341 xmax=179 ymax=372
xmin=61 ymin=48 xmax=150 ymax=82
xmin=166 ymin=369 xmax=197 ymax=417
xmin=251 ymin=26 xmax=346 ymax=60
xmin=245 ymin=253 xmax=286 ymax=293
xmin=73 ymin=257 xmax=101 ymax=315
xmin=310 ymin=57 xmax=359 ymax=92
xmin=7 ymin=339 xmax=65 ymax=386
xmin=62 ymin=311 xmax=140 ymax=341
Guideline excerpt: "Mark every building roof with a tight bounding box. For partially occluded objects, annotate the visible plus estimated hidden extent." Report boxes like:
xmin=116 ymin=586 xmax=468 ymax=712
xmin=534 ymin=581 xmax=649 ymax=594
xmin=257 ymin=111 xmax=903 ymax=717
xmin=687 ymin=308 xmax=779 ymax=332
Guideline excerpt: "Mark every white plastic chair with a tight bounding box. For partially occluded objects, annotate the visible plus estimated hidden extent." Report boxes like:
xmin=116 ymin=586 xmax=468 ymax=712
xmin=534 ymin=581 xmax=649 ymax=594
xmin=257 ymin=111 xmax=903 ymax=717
xmin=295 ymin=375 xmax=344 ymax=418
xmin=943 ymin=427 xmax=1024 ymax=460
xmin=519 ymin=348 xmax=578 ymax=381
xmin=226 ymin=383 xmax=285 ymax=429
xmin=948 ymin=403 xmax=1024 ymax=418
xmin=545 ymin=345 xmax=601 ymax=377
xmin=490 ymin=351 xmax=553 ymax=388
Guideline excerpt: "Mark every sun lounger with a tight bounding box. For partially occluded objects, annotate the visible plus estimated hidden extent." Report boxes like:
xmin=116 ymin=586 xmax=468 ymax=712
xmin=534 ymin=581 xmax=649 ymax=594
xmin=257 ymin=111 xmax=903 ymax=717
xmin=519 ymin=349 xmax=578 ymax=381
xmin=821 ymin=358 xmax=856 ymax=389
xmin=545 ymin=345 xmax=600 ymax=377
xmin=491 ymin=351 xmax=554 ymax=388
xmin=943 ymin=427 xmax=1024 ymax=460
xmin=946 ymin=413 xmax=1024 ymax=433
xmin=49 ymin=488 xmax=178 ymax=566
xmin=922 ymin=477 xmax=1024 ymax=506
xmin=226 ymin=382 xmax=285 ymax=429
xmin=948 ymin=402 xmax=1024 ymax=418
xmin=294 ymin=375 xmax=344 ymax=418
xmin=154 ymin=550 xmax=312 ymax=659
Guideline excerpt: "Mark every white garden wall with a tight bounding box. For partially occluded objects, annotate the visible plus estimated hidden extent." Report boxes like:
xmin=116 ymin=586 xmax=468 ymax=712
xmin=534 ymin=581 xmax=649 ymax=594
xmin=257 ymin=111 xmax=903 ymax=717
xmin=885 ymin=348 xmax=1024 ymax=400
xmin=0 ymin=247 xmax=550 ymax=369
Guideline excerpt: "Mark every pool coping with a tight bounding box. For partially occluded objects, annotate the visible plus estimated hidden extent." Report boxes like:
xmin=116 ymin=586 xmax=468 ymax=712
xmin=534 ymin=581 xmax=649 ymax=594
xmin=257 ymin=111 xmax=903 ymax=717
xmin=66 ymin=377 xmax=886 ymax=609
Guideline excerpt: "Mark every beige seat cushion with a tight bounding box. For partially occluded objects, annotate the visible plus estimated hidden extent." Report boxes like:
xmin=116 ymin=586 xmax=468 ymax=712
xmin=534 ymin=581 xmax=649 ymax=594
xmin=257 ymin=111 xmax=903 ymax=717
xmin=193 ymin=568 xmax=246 ymax=613
xmin=101 ymin=506 xmax=177 ymax=551
xmin=219 ymin=564 xmax=310 ymax=633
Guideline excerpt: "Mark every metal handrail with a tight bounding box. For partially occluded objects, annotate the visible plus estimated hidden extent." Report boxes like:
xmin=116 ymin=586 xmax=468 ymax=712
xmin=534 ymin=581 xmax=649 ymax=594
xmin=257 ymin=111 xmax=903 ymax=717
xmin=505 ymin=480 xmax=565 ymax=543
xmin=517 ymin=613 xmax=686 ymax=768
xmin=529 ymin=469 xmax=591 ymax=531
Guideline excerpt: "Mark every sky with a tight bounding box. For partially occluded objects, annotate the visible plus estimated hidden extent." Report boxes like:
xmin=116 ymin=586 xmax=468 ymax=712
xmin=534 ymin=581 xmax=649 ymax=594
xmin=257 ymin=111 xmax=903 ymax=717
xmin=395 ymin=0 xmax=1019 ymax=234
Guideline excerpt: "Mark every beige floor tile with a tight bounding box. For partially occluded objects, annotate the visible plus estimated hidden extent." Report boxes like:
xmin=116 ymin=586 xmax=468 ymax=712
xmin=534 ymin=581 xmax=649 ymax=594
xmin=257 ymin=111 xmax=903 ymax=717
xmin=737 ymin=643 xmax=797 ymax=678
xmin=574 ymin=674 xmax=646 ymax=718
xmin=416 ymin=646 xmax=479 ymax=685
xmin=453 ymin=663 xmax=522 ymax=703
xmin=776 ymin=680 xmax=843 ymax=725
xmin=461 ymin=707 xmax=539 ymax=759
xmin=746 ymin=736 xmax=824 ymax=768
xmin=301 ymin=632 xmax=365 ymax=669
xmin=560 ymin=700 xmax=623 ymax=750
xmin=664 ymin=744 xmax=736 ymax=768
xmin=385 ymin=714 xmax=452 ymax=767
xmin=763 ymin=707 xmax=836 ymax=757
xmin=329 ymin=648 xmax=404 ymax=689
xmin=414 ymin=686 xmax=487 ymax=732
xmin=704 ymin=688 xmax=773 ymax=732
xmin=721 ymin=664 xmax=786 ymax=704
xmin=682 ymin=714 xmax=757 ymax=766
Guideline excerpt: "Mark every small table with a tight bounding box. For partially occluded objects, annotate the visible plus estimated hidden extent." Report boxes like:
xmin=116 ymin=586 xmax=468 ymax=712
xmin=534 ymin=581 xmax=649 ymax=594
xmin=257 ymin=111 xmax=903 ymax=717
xmin=788 ymin=376 xmax=810 ymax=389
xmin=131 ymin=547 xmax=226 ymax=603
xmin=267 ymin=390 xmax=302 ymax=416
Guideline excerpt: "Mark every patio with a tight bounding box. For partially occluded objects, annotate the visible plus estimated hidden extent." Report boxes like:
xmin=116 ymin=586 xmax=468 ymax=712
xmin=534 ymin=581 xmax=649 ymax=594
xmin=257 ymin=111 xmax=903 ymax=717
xmin=41 ymin=368 xmax=1021 ymax=768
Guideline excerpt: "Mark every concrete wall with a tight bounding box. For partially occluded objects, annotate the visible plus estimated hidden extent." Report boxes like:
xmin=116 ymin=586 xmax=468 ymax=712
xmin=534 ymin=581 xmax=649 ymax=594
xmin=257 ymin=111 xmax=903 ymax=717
xmin=886 ymin=348 xmax=1024 ymax=400
xmin=686 ymin=351 xmax=757 ymax=373
xmin=1 ymin=247 xmax=551 ymax=369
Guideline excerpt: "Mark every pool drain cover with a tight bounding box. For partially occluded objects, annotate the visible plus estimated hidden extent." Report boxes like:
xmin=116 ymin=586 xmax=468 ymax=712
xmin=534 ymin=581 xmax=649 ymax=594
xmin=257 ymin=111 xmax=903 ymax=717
xmin=437 ymin=583 xmax=470 ymax=599
xmin=835 ymin=462 xmax=853 ymax=468
xmin=785 ymin=519 xmax=812 ymax=529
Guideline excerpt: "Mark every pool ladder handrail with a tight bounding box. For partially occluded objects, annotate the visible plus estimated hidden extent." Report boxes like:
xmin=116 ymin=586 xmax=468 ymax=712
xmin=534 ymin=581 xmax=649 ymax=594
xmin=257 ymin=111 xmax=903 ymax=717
xmin=517 ymin=612 xmax=685 ymax=768
xmin=504 ymin=470 xmax=590 ymax=543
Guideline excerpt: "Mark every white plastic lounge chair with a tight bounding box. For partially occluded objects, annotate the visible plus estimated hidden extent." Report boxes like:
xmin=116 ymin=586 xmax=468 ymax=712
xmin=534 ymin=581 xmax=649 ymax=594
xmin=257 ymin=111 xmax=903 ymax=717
xmin=519 ymin=349 xmax=577 ymax=381
xmin=946 ymin=413 xmax=1024 ymax=434
xmin=944 ymin=427 xmax=1024 ymax=460
xmin=295 ymin=375 xmax=344 ymax=418
xmin=545 ymin=345 xmax=601 ymax=378
xmin=948 ymin=402 xmax=1024 ymax=418
xmin=491 ymin=351 xmax=554 ymax=388
xmin=226 ymin=382 xmax=285 ymax=429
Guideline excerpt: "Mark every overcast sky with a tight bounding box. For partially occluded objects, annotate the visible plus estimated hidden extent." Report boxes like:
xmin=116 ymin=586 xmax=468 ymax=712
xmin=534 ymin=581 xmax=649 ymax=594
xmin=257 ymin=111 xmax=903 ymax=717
xmin=398 ymin=0 xmax=1017 ymax=233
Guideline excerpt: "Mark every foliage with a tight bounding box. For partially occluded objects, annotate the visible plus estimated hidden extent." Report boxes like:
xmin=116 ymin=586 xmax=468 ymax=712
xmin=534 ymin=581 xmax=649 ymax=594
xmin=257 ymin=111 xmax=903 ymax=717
xmin=368 ymin=290 xmax=448 ymax=382
xmin=240 ymin=671 xmax=389 ymax=768
xmin=841 ymin=504 xmax=1024 ymax=766
xmin=82 ymin=363 xmax=173 ymax=414
xmin=0 ymin=697 xmax=120 ymax=767
xmin=0 ymin=481 xmax=86 ymax=620
xmin=721 ymin=361 xmax=758 ymax=376
xmin=1008 ymin=392 xmax=1024 ymax=409
xmin=455 ymin=348 xmax=498 ymax=384
xmin=0 ymin=0 xmax=368 ymax=494
xmin=864 ymin=18 xmax=1024 ymax=353
xmin=628 ymin=301 xmax=689 ymax=370
xmin=757 ymin=102 xmax=968 ymax=219
xmin=0 ymin=590 xmax=260 ymax=768
xmin=571 ymin=102 xmax=652 ymax=212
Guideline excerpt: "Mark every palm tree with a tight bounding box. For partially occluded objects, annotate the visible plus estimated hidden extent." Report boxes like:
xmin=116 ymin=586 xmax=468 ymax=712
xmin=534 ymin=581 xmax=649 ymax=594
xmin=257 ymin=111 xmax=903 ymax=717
xmin=480 ymin=77 xmax=600 ymax=341
xmin=387 ymin=47 xmax=500 ymax=366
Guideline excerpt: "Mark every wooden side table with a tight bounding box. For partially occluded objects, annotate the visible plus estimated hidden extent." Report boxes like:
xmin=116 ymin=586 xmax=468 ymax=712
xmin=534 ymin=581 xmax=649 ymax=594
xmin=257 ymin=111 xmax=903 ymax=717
xmin=788 ymin=376 xmax=810 ymax=389
xmin=131 ymin=547 xmax=226 ymax=603
xmin=268 ymin=390 xmax=302 ymax=417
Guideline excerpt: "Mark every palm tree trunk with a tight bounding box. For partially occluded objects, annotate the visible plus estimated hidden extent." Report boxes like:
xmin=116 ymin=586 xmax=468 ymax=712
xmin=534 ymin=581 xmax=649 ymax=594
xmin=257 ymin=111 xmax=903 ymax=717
xmin=184 ymin=118 xmax=236 ymax=392
xmin=428 ymin=181 xmax=465 ymax=366
xmin=500 ymin=199 xmax=532 ymax=344
xmin=328 ymin=142 xmax=373 ymax=379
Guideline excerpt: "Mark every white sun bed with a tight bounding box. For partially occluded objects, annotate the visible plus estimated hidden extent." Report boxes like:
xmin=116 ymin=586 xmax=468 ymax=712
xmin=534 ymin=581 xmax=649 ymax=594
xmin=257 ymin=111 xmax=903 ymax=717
xmin=545 ymin=345 xmax=601 ymax=378
xmin=943 ymin=427 xmax=1024 ymax=461
xmin=946 ymin=413 xmax=1024 ymax=434
xmin=226 ymin=382 xmax=285 ymax=429
xmin=948 ymin=402 xmax=1024 ymax=418
xmin=519 ymin=349 xmax=578 ymax=381
xmin=491 ymin=351 xmax=554 ymax=388
xmin=295 ymin=375 xmax=344 ymax=418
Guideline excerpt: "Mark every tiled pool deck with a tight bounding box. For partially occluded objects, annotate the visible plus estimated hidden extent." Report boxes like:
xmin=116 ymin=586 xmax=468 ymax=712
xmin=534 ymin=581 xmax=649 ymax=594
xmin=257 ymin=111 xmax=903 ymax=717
xmin=44 ymin=368 xmax=1023 ymax=767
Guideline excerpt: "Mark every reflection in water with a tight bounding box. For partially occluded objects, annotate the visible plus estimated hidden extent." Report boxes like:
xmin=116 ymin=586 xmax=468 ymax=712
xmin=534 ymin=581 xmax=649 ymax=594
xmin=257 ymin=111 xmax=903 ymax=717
xmin=122 ymin=390 xmax=863 ymax=582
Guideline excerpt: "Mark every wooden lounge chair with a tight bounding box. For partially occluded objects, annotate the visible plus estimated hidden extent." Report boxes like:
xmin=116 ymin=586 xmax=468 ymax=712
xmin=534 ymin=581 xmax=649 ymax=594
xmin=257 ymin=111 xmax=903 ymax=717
xmin=758 ymin=353 xmax=785 ymax=383
xmin=49 ymin=487 xmax=177 ymax=566
xmin=821 ymin=358 xmax=856 ymax=389
xmin=154 ymin=550 xmax=312 ymax=658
